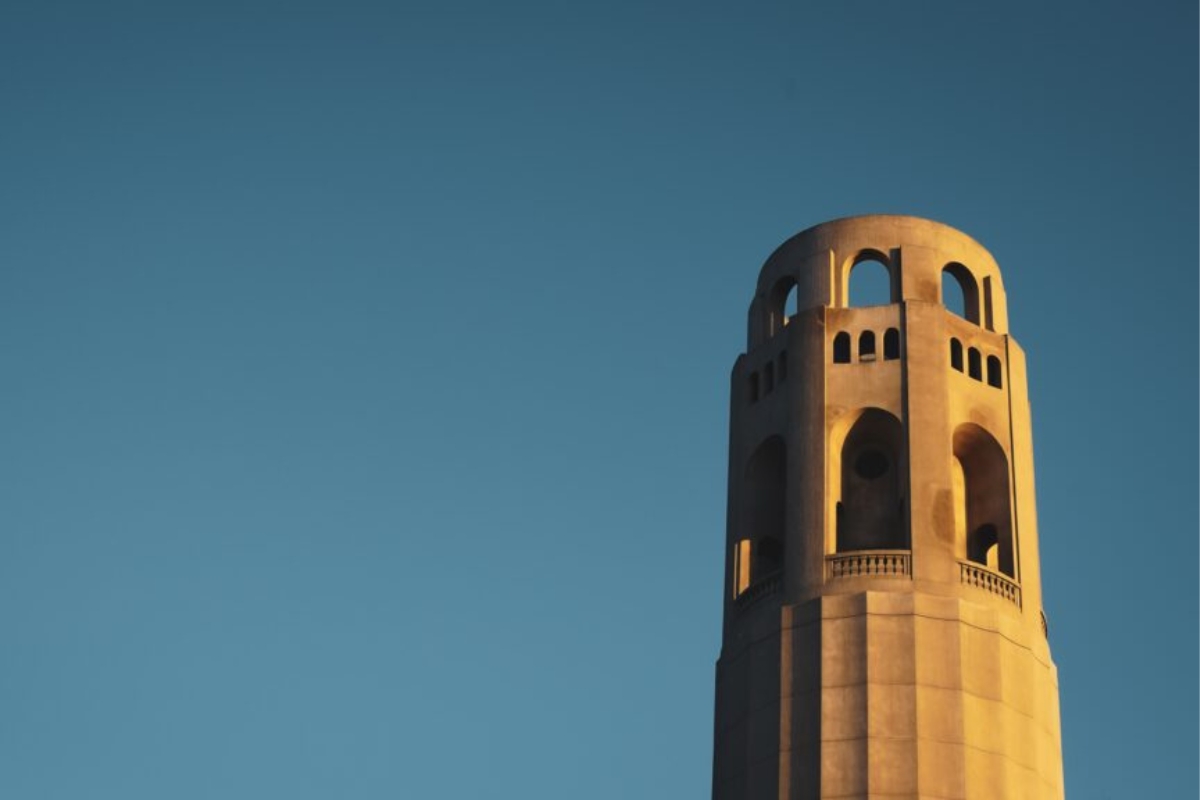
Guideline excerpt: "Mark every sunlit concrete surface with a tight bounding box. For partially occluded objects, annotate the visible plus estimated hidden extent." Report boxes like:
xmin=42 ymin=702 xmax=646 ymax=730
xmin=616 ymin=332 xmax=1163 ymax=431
xmin=713 ymin=216 xmax=1063 ymax=799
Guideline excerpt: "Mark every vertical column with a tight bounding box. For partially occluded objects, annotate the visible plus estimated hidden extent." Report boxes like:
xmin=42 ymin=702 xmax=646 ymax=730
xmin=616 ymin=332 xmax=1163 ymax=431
xmin=901 ymin=293 xmax=959 ymax=582
xmin=784 ymin=304 xmax=828 ymax=602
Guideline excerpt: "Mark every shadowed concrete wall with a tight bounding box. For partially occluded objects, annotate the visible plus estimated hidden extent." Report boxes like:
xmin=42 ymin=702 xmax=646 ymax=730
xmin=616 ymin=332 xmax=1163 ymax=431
xmin=714 ymin=216 xmax=1063 ymax=799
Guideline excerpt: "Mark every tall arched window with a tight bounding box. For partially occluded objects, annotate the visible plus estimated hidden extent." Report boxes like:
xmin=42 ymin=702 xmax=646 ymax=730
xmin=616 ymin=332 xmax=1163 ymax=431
xmin=836 ymin=410 xmax=907 ymax=552
xmin=859 ymin=330 xmax=876 ymax=361
xmin=883 ymin=328 xmax=900 ymax=360
xmin=942 ymin=263 xmax=981 ymax=324
xmin=987 ymin=355 xmax=1003 ymax=388
xmin=952 ymin=424 xmax=1014 ymax=577
xmin=967 ymin=347 xmax=982 ymax=380
xmin=949 ymin=338 xmax=963 ymax=371
xmin=738 ymin=437 xmax=786 ymax=590
xmin=847 ymin=256 xmax=894 ymax=307
xmin=833 ymin=332 xmax=851 ymax=364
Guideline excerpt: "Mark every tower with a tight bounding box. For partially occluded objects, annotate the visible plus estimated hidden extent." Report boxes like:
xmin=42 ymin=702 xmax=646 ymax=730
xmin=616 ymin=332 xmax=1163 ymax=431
xmin=712 ymin=216 xmax=1064 ymax=799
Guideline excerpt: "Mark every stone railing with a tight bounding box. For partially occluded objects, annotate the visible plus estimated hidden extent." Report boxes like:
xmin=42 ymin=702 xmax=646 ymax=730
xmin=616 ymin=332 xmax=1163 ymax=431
xmin=825 ymin=550 xmax=912 ymax=580
xmin=734 ymin=571 xmax=781 ymax=611
xmin=959 ymin=561 xmax=1022 ymax=608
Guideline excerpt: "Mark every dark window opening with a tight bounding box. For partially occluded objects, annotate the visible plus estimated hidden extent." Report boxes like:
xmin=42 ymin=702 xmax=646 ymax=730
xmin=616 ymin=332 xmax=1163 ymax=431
xmin=987 ymin=355 xmax=1002 ymax=388
xmin=833 ymin=332 xmax=851 ymax=364
xmin=777 ymin=352 xmax=787 ymax=383
xmin=764 ymin=362 xmax=775 ymax=394
xmin=748 ymin=372 xmax=759 ymax=403
xmin=968 ymin=348 xmax=982 ymax=380
xmin=859 ymin=330 xmax=876 ymax=361
xmin=836 ymin=409 xmax=907 ymax=552
xmin=950 ymin=338 xmax=964 ymax=371
xmin=953 ymin=424 xmax=1016 ymax=578
xmin=883 ymin=328 xmax=900 ymax=360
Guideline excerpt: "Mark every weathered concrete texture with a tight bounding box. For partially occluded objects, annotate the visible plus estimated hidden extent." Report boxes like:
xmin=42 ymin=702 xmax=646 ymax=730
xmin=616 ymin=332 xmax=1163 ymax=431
xmin=714 ymin=216 xmax=1063 ymax=799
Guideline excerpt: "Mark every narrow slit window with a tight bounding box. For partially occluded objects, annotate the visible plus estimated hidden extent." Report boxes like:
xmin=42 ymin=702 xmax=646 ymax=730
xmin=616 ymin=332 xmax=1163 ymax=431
xmin=777 ymin=352 xmax=787 ymax=383
xmin=950 ymin=338 xmax=963 ymax=371
xmin=833 ymin=332 xmax=851 ymax=364
xmin=883 ymin=328 xmax=900 ymax=360
xmin=859 ymin=330 xmax=876 ymax=361
xmin=748 ymin=372 xmax=759 ymax=403
xmin=987 ymin=355 xmax=1003 ymax=388
xmin=764 ymin=362 xmax=775 ymax=394
xmin=968 ymin=348 xmax=982 ymax=381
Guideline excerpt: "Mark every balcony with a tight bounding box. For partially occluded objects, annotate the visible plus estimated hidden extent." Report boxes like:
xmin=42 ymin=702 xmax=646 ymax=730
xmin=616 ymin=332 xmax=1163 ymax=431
xmin=959 ymin=561 xmax=1022 ymax=608
xmin=826 ymin=550 xmax=912 ymax=580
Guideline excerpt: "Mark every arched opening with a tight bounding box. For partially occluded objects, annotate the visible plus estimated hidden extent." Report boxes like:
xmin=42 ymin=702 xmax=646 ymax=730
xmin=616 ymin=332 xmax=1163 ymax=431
xmin=784 ymin=284 xmax=799 ymax=326
xmin=767 ymin=277 xmax=798 ymax=338
xmin=859 ymin=330 xmax=876 ymax=361
xmin=833 ymin=332 xmax=851 ymax=364
xmin=883 ymin=328 xmax=900 ymax=361
xmin=737 ymin=437 xmax=786 ymax=592
xmin=952 ymin=424 xmax=1014 ymax=578
xmin=836 ymin=410 xmax=907 ymax=552
xmin=848 ymin=257 xmax=894 ymax=307
xmin=987 ymin=355 xmax=1002 ymax=388
xmin=949 ymin=338 xmax=964 ymax=371
xmin=942 ymin=263 xmax=981 ymax=324
xmin=967 ymin=347 xmax=982 ymax=381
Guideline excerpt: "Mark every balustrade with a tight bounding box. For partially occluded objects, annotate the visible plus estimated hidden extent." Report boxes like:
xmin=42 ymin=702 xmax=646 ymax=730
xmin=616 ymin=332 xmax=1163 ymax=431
xmin=825 ymin=550 xmax=912 ymax=579
xmin=959 ymin=561 xmax=1022 ymax=608
xmin=734 ymin=571 xmax=781 ymax=611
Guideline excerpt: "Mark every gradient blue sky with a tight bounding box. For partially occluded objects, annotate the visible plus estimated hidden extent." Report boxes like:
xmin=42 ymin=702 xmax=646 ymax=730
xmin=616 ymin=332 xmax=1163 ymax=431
xmin=1 ymin=1 xmax=1195 ymax=797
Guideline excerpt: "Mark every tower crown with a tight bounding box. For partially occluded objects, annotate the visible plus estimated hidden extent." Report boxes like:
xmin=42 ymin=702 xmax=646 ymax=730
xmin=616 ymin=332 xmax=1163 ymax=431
xmin=747 ymin=215 xmax=1009 ymax=349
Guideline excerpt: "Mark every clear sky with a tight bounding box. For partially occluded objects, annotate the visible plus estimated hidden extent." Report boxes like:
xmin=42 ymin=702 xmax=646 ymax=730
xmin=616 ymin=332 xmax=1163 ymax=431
xmin=1 ymin=1 xmax=1195 ymax=797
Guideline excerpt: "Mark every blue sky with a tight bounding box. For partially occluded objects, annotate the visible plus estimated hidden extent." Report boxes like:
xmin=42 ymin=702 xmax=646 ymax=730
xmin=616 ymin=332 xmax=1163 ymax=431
xmin=1 ymin=1 xmax=1195 ymax=797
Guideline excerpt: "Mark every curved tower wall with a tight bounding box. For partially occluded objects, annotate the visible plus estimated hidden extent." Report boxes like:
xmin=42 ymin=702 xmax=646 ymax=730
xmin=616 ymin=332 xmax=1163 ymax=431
xmin=713 ymin=216 xmax=1063 ymax=799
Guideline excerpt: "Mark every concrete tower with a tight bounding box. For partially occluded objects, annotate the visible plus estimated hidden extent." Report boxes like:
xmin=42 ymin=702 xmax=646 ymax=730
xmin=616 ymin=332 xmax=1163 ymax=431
xmin=712 ymin=216 xmax=1063 ymax=799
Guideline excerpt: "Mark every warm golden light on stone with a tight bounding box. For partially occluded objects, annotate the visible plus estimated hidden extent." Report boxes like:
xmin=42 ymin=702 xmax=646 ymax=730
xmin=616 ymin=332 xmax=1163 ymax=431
xmin=713 ymin=216 xmax=1063 ymax=799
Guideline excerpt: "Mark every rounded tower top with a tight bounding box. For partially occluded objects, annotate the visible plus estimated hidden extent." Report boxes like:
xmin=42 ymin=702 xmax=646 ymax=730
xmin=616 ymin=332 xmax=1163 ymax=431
xmin=748 ymin=215 xmax=1009 ymax=348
